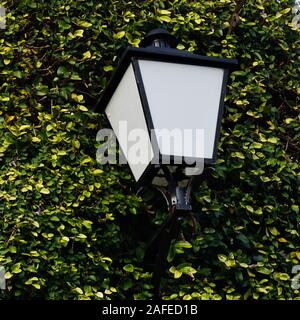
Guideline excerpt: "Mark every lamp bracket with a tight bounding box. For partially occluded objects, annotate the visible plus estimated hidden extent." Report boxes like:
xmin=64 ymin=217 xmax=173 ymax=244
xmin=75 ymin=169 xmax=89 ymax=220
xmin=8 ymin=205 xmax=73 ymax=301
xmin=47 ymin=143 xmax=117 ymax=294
xmin=143 ymin=166 xmax=197 ymax=298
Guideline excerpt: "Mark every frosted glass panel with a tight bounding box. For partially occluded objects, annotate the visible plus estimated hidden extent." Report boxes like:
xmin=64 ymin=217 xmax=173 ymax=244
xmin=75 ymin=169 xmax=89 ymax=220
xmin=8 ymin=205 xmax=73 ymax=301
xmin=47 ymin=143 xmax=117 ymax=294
xmin=138 ymin=60 xmax=224 ymax=159
xmin=105 ymin=63 xmax=154 ymax=181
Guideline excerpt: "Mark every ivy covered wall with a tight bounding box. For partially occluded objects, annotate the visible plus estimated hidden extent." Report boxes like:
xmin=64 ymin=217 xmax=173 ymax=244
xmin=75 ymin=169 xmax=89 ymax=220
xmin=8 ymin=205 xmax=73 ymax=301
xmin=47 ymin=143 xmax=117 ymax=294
xmin=0 ymin=0 xmax=299 ymax=299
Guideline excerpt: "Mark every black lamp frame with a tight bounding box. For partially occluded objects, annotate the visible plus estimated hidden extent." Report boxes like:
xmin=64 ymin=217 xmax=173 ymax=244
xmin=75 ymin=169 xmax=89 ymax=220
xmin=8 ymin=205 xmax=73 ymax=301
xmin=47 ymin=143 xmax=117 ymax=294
xmin=95 ymin=42 xmax=237 ymax=185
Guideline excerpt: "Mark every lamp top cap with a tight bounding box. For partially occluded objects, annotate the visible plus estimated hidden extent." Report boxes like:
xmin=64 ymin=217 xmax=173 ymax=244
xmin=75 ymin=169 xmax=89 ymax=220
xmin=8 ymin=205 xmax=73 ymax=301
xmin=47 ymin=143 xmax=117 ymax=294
xmin=140 ymin=28 xmax=179 ymax=48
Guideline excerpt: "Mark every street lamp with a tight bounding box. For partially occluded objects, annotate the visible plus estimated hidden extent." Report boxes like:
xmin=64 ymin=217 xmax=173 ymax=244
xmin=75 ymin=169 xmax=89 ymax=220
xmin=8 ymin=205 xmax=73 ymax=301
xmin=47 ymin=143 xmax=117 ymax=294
xmin=95 ymin=28 xmax=237 ymax=296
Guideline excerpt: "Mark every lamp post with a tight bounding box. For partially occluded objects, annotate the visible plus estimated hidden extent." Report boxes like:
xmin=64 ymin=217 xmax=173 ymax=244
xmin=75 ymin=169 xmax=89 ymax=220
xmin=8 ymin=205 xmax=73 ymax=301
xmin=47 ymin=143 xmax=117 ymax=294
xmin=95 ymin=28 xmax=237 ymax=297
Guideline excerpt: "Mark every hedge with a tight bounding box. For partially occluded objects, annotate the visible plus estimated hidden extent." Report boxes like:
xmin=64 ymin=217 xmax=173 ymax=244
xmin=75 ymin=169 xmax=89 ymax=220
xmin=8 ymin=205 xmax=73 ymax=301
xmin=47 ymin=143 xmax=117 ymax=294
xmin=0 ymin=0 xmax=299 ymax=300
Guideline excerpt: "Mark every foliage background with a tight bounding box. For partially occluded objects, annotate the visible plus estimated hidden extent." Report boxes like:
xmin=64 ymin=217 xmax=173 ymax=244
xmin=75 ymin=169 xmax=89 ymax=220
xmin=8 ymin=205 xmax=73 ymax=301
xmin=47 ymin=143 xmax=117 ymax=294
xmin=0 ymin=0 xmax=299 ymax=300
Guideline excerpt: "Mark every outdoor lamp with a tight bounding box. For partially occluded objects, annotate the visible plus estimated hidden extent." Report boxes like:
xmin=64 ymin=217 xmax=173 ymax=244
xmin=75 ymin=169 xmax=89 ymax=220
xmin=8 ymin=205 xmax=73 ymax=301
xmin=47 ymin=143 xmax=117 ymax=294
xmin=95 ymin=28 xmax=237 ymax=296
xmin=95 ymin=28 xmax=237 ymax=183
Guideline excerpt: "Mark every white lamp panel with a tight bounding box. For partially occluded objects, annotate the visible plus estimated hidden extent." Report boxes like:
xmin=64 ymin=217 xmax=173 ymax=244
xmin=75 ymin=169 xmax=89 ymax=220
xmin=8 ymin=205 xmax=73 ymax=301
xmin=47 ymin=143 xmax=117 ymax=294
xmin=138 ymin=60 xmax=224 ymax=159
xmin=105 ymin=63 xmax=154 ymax=181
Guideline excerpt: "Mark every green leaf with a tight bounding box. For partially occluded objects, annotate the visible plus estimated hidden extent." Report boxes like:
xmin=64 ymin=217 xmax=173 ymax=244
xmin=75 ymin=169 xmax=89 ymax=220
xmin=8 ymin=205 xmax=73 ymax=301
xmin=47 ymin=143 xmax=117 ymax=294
xmin=291 ymin=205 xmax=299 ymax=214
xmin=11 ymin=263 xmax=22 ymax=274
xmin=277 ymin=237 xmax=288 ymax=243
xmin=175 ymin=240 xmax=192 ymax=249
xmin=285 ymin=118 xmax=294 ymax=124
xmin=250 ymin=142 xmax=263 ymax=149
xmin=268 ymin=137 xmax=278 ymax=144
xmin=82 ymin=220 xmax=93 ymax=229
xmin=115 ymin=31 xmax=125 ymax=39
xmin=71 ymin=94 xmax=84 ymax=103
xmin=72 ymin=139 xmax=81 ymax=149
xmin=76 ymin=233 xmax=87 ymax=240
xmin=232 ymin=152 xmax=245 ymax=159
xmin=60 ymin=236 xmax=70 ymax=246
xmin=174 ymin=270 xmax=182 ymax=279
xmin=159 ymin=16 xmax=172 ymax=23
xmin=104 ymin=65 xmax=113 ymax=72
xmin=46 ymin=124 xmax=54 ymax=131
xmin=269 ymin=227 xmax=279 ymax=236
xmin=31 ymin=283 xmax=41 ymax=289
xmin=32 ymin=137 xmax=41 ymax=143
xmin=77 ymin=21 xmax=92 ymax=28
xmin=35 ymin=85 xmax=48 ymax=96
xmin=58 ymin=19 xmax=71 ymax=31
xmin=4 ymin=272 xmax=13 ymax=280
xmin=40 ymin=188 xmax=50 ymax=194
xmin=245 ymin=205 xmax=254 ymax=213
xmin=78 ymin=105 xmax=88 ymax=112
xmin=74 ymin=29 xmax=84 ymax=37
xmin=280 ymin=8 xmax=291 ymax=14
xmin=82 ymin=51 xmax=91 ymax=60
xmin=276 ymin=273 xmax=290 ymax=281
xmin=92 ymin=169 xmax=103 ymax=175
xmin=13 ymin=70 xmax=23 ymax=79
xmin=123 ymin=264 xmax=134 ymax=272
xmin=218 ymin=254 xmax=227 ymax=263
xmin=158 ymin=9 xmax=171 ymax=15
xmin=257 ymin=267 xmax=274 ymax=275
xmin=57 ymin=66 xmax=69 ymax=77
xmin=80 ymin=156 xmax=92 ymax=165
xmin=74 ymin=287 xmax=84 ymax=295
xmin=121 ymin=279 xmax=132 ymax=290
xmin=8 ymin=246 xmax=17 ymax=253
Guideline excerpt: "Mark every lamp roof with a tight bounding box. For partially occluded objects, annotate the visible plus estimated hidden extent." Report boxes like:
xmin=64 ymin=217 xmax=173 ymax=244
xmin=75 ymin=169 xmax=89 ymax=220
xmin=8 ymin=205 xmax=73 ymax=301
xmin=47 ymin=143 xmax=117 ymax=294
xmin=140 ymin=28 xmax=179 ymax=48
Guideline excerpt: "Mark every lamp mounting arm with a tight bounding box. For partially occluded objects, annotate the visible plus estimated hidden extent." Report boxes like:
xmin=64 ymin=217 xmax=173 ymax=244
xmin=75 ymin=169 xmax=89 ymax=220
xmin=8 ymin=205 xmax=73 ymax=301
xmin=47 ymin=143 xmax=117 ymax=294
xmin=143 ymin=165 xmax=198 ymax=298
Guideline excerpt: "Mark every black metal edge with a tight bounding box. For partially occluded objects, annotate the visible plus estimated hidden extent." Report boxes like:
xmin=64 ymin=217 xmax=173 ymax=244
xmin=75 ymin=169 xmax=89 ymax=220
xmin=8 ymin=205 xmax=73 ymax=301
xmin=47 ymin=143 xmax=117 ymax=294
xmin=162 ymin=155 xmax=216 ymax=166
xmin=94 ymin=46 xmax=238 ymax=113
xmin=127 ymin=58 xmax=162 ymax=185
xmin=127 ymin=46 xmax=238 ymax=68
xmin=94 ymin=47 xmax=133 ymax=113
xmin=131 ymin=59 xmax=155 ymax=141
xmin=212 ymin=69 xmax=230 ymax=161
xmin=132 ymin=58 xmax=163 ymax=166
xmin=136 ymin=164 xmax=160 ymax=187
